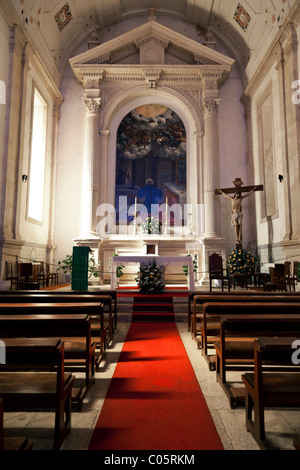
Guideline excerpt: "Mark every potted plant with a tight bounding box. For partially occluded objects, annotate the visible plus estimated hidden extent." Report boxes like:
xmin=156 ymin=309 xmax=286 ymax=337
xmin=56 ymin=254 xmax=73 ymax=283
xmin=56 ymin=254 xmax=101 ymax=283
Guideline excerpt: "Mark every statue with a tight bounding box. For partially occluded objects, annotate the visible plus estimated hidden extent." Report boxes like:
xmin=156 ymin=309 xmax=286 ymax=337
xmin=217 ymin=185 xmax=257 ymax=249
xmin=138 ymin=178 xmax=163 ymax=214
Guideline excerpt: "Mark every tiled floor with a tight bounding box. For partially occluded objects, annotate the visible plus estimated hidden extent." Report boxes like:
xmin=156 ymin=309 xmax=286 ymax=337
xmin=2 ymin=293 xmax=300 ymax=451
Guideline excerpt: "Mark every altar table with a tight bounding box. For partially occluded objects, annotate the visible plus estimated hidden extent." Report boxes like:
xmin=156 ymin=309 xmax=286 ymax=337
xmin=110 ymin=256 xmax=195 ymax=290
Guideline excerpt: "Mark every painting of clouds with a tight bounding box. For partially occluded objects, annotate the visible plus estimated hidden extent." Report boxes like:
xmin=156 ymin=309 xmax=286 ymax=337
xmin=115 ymin=105 xmax=186 ymax=224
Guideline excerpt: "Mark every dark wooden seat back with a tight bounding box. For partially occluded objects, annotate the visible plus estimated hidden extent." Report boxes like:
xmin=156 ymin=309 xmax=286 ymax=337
xmin=209 ymin=253 xmax=223 ymax=274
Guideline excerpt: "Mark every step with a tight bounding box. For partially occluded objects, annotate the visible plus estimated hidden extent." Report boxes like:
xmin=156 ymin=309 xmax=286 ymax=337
xmin=133 ymin=296 xmax=173 ymax=303
xmin=132 ymin=303 xmax=174 ymax=311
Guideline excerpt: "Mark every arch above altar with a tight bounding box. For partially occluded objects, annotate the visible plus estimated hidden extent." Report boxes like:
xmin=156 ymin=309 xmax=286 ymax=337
xmin=69 ymin=19 xmax=234 ymax=286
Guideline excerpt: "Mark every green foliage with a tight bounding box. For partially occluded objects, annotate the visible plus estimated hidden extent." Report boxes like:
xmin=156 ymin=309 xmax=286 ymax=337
xmin=108 ymin=253 xmax=124 ymax=278
xmin=135 ymin=262 xmax=165 ymax=294
xmin=183 ymin=254 xmax=198 ymax=276
xmin=227 ymin=249 xmax=258 ymax=276
xmin=56 ymin=254 xmax=100 ymax=278
xmin=56 ymin=254 xmax=73 ymax=274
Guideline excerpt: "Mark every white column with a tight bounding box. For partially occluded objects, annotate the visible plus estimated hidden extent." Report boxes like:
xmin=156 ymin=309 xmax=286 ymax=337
xmin=194 ymin=130 xmax=204 ymax=237
xmin=81 ymin=96 xmax=101 ymax=237
xmin=99 ymin=130 xmax=110 ymax=206
xmin=202 ymin=97 xmax=220 ymax=238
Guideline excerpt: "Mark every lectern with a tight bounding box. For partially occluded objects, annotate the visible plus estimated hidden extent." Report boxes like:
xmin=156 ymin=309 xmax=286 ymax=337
xmin=71 ymin=246 xmax=91 ymax=290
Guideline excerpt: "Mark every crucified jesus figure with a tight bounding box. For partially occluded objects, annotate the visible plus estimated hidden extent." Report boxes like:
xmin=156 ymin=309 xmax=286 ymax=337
xmin=218 ymin=187 xmax=257 ymax=248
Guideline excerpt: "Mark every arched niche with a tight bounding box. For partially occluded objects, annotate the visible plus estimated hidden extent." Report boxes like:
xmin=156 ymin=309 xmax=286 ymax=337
xmin=101 ymin=88 xmax=202 ymax=228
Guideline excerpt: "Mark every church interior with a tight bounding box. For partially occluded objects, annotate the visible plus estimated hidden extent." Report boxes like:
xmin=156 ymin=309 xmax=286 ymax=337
xmin=1 ymin=0 xmax=300 ymax=454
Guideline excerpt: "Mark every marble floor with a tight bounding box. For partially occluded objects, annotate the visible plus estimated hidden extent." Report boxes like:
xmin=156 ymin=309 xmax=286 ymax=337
xmin=2 ymin=294 xmax=300 ymax=452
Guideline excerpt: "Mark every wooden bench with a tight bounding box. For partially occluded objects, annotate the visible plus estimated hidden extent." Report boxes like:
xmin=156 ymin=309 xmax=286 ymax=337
xmin=0 ymin=293 xmax=114 ymax=341
xmin=0 ymin=398 xmax=33 ymax=450
xmin=0 ymin=294 xmax=113 ymax=346
xmin=0 ymin=289 xmax=118 ymax=330
xmin=188 ymin=290 xmax=300 ymax=334
xmin=0 ymin=338 xmax=75 ymax=449
xmin=0 ymin=301 xmax=105 ymax=363
xmin=214 ymin=313 xmax=300 ymax=408
xmin=242 ymin=337 xmax=300 ymax=448
xmin=194 ymin=294 xmax=300 ymax=350
xmin=0 ymin=313 xmax=96 ymax=409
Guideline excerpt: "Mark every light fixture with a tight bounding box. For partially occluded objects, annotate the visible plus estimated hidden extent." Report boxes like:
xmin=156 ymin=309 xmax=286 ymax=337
xmin=22 ymin=174 xmax=28 ymax=183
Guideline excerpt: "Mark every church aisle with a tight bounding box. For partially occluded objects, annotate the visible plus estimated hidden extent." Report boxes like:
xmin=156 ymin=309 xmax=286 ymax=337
xmin=88 ymin=321 xmax=223 ymax=450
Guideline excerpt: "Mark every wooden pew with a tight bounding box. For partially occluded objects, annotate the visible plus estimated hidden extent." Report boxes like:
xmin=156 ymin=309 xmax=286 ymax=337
xmin=0 ymin=338 xmax=75 ymax=449
xmin=242 ymin=337 xmax=300 ymax=448
xmin=0 ymin=398 xmax=33 ymax=450
xmin=202 ymin=301 xmax=300 ymax=369
xmin=214 ymin=313 xmax=300 ymax=408
xmin=0 ymin=293 xmax=113 ymax=344
xmin=0 ymin=313 xmax=96 ymax=409
xmin=189 ymin=290 xmax=300 ymax=334
xmin=0 ymin=301 xmax=105 ymax=363
xmin=194 ymin=293 xmax=300 ymax=350
xmin=0 ymin=289 xmax=118 ymax=331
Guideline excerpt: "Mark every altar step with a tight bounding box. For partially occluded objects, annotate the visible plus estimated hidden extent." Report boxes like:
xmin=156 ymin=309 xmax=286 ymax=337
xmin=132 ymin=295 xmax=174 ymax=322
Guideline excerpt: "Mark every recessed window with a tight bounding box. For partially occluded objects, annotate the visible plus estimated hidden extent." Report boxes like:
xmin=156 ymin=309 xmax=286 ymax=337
xmin=27 ymin=87 xmax=47 ymax=222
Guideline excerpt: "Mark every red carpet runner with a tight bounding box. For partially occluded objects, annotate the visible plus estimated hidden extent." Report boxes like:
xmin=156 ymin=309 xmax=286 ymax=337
xmin=132 ymin=295 xmax=175 ymax=322
xmin=88 ymin=301 xmax=224 ymax=450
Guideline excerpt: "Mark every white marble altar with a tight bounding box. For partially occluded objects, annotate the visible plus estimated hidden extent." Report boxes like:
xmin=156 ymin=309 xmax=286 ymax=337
xmin=110 ymin=255 xmax=195 ymax=290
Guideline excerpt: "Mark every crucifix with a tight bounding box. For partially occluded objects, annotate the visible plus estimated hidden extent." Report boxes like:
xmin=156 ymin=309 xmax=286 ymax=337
xmin=148 ymin=6 xmax=157 ymax=20
xmin=215 ymin=178 xmax=263 ymax=249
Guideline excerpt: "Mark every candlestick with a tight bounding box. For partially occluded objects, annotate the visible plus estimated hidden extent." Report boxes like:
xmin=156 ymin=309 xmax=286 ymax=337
xmin=164 ymin=197 xmax=168 ymax=235
xmin=133 ymin=197 xmax=137 ymax=234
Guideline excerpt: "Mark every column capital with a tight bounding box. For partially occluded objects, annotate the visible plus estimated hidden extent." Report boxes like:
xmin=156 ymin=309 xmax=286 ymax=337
xmin=202 ymin=98 xmax=220 ymax=114
xmin=82 ymin=96 xmax=101 ymax=115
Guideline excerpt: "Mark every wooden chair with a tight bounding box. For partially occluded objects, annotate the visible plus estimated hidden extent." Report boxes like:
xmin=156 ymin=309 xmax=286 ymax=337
xmin=46 ymin=263 xmax=58 ymax=286
xmin=209 ymin=253 xmax=230 ymax=291
xmin=5 ymin=262 xmax=25 ymax=290
xmin=269 ymin=264 xmax=286 ymax=291
xmin=293 ymin=261 xmax=299 ymax=289
xmin=284 ymin=261 xmax=297 ymax=291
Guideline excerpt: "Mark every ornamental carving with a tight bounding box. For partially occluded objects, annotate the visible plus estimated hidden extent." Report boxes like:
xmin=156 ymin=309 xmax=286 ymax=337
xmin=135 ymin=33 xmax=169 ymax=50
xmin=82 ymin=97 xmax=101 ymax=114
xmin=202 ymin=98 xmax=220 ymax=113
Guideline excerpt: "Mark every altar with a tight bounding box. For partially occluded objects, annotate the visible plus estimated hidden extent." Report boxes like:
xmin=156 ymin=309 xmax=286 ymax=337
xmin=110 ymin=255 xmax=195 ymax=290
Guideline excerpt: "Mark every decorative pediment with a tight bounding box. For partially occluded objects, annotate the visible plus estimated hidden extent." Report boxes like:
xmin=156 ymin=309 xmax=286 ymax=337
xmin=70 ymin=21 xmax=234 ymax=88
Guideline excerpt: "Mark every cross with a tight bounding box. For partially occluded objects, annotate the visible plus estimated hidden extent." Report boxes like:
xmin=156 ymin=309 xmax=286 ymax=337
xmin=215 ymin=178 xmax=263 ymax=197
xmin=215 ymin=178 xmax=263 ymax=249
xmin=148 ymin=6 xmax=157 ymax=20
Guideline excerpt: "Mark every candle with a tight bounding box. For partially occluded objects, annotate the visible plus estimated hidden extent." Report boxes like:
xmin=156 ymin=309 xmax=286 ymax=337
xmin=134 ymin=197 xmax=137 ymax=217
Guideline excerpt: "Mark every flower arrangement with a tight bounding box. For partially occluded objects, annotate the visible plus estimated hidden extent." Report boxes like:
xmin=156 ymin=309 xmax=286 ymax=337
xmin=227 ymin=249 xmax=258 ymax=276
xmin=135 ymin=262 xmax=165 ymax=294
xmin=142 ymin=217 xmax=162 ymax=234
